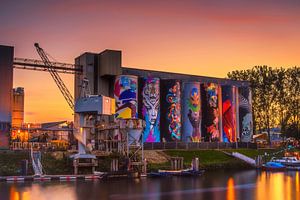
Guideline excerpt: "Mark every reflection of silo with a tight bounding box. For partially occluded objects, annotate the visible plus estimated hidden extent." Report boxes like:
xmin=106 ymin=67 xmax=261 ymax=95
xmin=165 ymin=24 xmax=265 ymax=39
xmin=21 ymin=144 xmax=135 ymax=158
xmin=12 ymin=87 xmax=25 ymax=128
xmin=239 ymin=87 xmax=253 ymax=142
xmin=182 ymin=82 xmax=201 ymax=142
xmin=140 ymin=77 xmax=160 ymax=142
xmin=221 ymin=85 xmax=237 ymax=142
xmin=160 ymin=80 xmax=181 ymax=141
xmin=202 ymin=83 xmax=221 ymax=141
xmin=114 ymin=75 xmax=138 ymax=119
xmin=0 ymin=45 xmax=13 ymax=148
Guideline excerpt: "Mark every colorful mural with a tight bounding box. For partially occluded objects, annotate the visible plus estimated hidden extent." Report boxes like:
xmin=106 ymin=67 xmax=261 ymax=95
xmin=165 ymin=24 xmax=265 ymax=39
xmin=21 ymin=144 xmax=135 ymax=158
xmin=160 ymin=80 xmax=181 ymax=141
xmin=114 ymin=75 xmax=138 ymax=119
xmin=222 ymin=85 xmax=237 ymax=142
xmin=182 ymin=82 xmax=201 ymax=142
xmin=239 ymin=87 xmax=253 ymax=142
xmin=202 ymin=83 xmax=220 ymax=141
xmin=141 ymin=78 xmax=160 ymax=142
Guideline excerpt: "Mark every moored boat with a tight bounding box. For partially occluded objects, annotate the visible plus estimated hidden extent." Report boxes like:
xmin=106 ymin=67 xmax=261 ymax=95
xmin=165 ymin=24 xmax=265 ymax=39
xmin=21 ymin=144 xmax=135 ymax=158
xmin=262 ymin=162 xmax=286 ymax=171
xmin=149 ymin=169 xmax=204 ymax=177
xmin=270 ymin=157 xmax=300 ymax=167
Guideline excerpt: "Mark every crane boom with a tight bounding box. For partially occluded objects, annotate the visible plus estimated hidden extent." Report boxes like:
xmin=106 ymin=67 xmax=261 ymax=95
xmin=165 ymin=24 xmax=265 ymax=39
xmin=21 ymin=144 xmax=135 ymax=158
xmin=34 ymin=43 xmax=74 ymax=111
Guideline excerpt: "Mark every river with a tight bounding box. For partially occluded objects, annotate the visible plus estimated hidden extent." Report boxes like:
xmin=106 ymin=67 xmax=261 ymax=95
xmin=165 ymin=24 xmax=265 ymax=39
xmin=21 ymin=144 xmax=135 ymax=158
xmin=1 ymin=170 xmax=299 ymax=200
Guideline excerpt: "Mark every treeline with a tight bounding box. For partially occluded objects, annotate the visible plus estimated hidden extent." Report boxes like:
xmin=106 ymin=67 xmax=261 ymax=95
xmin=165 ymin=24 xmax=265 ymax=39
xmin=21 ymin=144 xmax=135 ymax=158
xmin=228 ymin=66 xmax=299 ymax=140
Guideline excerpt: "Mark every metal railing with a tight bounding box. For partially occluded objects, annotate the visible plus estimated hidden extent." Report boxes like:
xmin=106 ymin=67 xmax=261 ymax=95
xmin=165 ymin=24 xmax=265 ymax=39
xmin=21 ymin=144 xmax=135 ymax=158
xmin=143 ymin=142 xmax=257 ymax=150
xmin=11 ymin=142 xmax=53 ymax=150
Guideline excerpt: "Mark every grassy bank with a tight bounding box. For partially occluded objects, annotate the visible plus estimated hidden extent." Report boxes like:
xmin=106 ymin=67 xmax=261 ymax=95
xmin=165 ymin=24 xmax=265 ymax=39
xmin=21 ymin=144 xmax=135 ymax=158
xmin=0 ymin=148 xmax=288 ymax=176
xmin=147 ymin=148 xmax=287 ymax=171
xmin=147 ymin=150 xmax=252 ymax=171
xmin=0 ymin=151 xmax=30 ymax=176
xmin=0 ymin=151 xmax=73 ymax=176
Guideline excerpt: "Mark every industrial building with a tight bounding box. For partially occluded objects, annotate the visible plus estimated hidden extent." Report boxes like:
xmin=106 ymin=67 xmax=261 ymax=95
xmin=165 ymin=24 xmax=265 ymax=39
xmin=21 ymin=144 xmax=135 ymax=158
xmin=0 ymin=44 xmax=253 ymax=150
xmin=0 ymin=45 xmax=13 ymax=148
xmin=75 ymin=50 xmax=253 ymax=145
xmin=12 ymin=87 xmax=24 ymax=128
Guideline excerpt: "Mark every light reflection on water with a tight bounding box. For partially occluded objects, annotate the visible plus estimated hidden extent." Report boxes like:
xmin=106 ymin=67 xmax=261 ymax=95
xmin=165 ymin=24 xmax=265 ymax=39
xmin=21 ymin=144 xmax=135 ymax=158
xmin=1 ymin=170 xmax=299 ymax=200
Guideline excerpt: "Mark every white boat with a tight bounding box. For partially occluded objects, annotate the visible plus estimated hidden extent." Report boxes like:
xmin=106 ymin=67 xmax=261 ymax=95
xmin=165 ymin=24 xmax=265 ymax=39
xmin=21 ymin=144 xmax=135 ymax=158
xmin=270 ymin=157 xmax=300 ymax=167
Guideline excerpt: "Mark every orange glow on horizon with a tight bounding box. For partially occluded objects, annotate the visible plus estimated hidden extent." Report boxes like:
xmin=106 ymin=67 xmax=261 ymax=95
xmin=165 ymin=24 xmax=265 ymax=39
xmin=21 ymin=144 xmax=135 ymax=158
xmin=2 ymin=1 xmax=299 ymax=122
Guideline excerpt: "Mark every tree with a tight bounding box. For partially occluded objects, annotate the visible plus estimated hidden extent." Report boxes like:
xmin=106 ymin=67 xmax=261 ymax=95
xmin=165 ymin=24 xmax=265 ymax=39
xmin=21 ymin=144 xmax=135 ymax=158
xmin=228 ymin=66 xmax=300 ymax=144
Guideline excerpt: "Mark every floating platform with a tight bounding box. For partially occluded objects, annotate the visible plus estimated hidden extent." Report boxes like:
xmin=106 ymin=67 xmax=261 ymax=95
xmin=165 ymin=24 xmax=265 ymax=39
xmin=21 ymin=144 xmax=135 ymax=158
xmin=0 ymin=174 xmax=103 ymax=182
xmin=149 ymin=169 xmax=204 ymax=177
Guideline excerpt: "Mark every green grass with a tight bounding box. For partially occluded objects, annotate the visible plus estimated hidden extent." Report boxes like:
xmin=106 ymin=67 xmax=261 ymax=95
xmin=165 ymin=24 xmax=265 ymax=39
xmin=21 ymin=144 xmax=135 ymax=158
xmin=42 ymin=152 xmax=73 ymax=175
xmin=0 ymin=150 xmax=31 ymax=176
xmin=162 ymin=150 xmax=252 ymax=170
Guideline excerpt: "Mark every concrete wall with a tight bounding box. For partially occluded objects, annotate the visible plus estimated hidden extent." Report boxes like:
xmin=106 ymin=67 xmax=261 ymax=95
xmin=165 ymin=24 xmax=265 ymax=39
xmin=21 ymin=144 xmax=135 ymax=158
xmin=0 ymin=45 xmax=13 ymax=122
xmin=98 ymin=50 xmax=121 ymax=77
xmin=74 ymin=53 xmax=98 ymax=99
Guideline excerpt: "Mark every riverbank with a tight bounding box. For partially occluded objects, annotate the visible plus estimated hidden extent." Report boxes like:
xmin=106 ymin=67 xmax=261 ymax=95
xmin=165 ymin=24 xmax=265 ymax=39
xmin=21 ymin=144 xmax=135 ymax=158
xmin=0 ymin=148 xmax=281 ymax=176
xmin=147 ymin=149 xmax=277 ymax=171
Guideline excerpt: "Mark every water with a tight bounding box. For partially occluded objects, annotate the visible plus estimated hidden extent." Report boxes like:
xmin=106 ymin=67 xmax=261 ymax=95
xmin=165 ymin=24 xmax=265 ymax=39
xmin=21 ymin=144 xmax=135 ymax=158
xmin=1 ymin=170 xmax=299 ymax=200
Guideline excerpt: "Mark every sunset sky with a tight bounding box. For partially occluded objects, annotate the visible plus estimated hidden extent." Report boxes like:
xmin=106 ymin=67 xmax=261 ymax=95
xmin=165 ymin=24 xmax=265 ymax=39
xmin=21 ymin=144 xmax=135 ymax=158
xmin=1 ymin=0 xmax=299 ymax=123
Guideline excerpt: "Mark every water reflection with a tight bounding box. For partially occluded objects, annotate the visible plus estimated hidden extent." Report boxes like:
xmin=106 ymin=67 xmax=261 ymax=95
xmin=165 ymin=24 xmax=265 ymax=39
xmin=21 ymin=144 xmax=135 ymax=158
xmin=1 ymin=170 xmax=299 ymax=200
xmin=256 ymin=171 xmax=300 ymax=200
xmin=7 ymin=183 xmax=76 ymax=200
xmin=226 ymin=178 xmax=235 ymax=200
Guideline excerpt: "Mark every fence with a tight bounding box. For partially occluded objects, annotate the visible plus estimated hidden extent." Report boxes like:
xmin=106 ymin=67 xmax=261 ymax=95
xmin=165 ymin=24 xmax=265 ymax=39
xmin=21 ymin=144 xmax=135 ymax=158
xmin=143 ymin=142 xmax=257 ymax=150
xmin=11 ymin=142 xmax=67 ymax=151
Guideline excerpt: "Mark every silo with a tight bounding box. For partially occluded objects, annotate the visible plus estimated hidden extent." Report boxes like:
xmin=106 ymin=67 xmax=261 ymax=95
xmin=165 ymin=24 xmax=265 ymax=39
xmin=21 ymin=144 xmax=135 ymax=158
xmin=238 ymin=87 xmax=253 ymax=142
xmin=160 ymin=80 xmax=181 ymax=141
xmin=182 ymin=82 xmax=201 ymax=142
xmin=140 ymin=77 xmax=160 ymax=142
xmin=221 ymin=85 xmax=237 ymax=142
xmin=12 ymin=87 xmax=25 ymax=128
xmin=114 ymin=75 xmax=138 ymax=119
xmin=202 ymin=83 xmax=221 ymax=141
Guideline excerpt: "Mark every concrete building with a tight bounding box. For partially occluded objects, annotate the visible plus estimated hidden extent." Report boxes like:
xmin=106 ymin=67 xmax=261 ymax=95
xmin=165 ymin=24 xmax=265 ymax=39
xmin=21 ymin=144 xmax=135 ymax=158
xmin=12 ymin=87 xmax=25 ymax=128
xmin=75 ymin=49 xmax=253 ymax=144
xmin=0 ymin=45 xmax=14 ymax=148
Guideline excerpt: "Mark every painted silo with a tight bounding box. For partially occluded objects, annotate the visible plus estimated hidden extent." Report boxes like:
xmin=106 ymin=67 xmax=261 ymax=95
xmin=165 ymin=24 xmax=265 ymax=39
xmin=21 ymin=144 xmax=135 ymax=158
xmin=202 ymin=83 xmax=221 ymax=142
xmin=141 ymin=77 xmax=160 ymax=142
xmin=114 ymin=75 xmax=138 ymax=119
xmin=238 ymin=87 xmax=253 ymax=142
xmin=182 ymin=82 xmax=201 ymax=142
xmin=221 ymin=85 xmax=237 ymax=142
xmin=160 ymin=80 xmax=181 ymax=141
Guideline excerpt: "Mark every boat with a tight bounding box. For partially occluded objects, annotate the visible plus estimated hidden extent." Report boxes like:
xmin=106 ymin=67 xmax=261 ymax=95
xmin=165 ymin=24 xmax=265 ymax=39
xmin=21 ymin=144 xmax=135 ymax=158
xmin=149 ymin=169 xmax=204 ymax=177
xmin=286 ymin=166 xmax=300 ymax=171
xmin=262 ymin=162 xmax=286 ymax=171
xmin=270 ymin=157 xmax=300 ymax=167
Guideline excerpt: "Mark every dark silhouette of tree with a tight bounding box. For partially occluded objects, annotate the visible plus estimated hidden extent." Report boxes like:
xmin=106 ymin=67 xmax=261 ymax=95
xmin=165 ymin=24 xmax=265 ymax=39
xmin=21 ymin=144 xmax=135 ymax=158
xmin=228 ymin=66 xmax=300 ymax=143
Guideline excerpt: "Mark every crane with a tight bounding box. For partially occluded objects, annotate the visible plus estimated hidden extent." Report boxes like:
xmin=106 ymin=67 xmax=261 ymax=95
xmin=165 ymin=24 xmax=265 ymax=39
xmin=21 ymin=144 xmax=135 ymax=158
xmin=34 ymin=43 xmax=91 ymax=157
xmin=34 ymin=43 xmax=75 ymax=111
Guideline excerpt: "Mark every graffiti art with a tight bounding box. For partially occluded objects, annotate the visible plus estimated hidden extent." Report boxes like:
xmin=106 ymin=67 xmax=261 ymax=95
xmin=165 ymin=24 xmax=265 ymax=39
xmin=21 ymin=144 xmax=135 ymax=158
xmin=182 ymin=82 xmax=201 ymax=142
xmin=141 ymin=78 xmax=160 ymax=142
xmin=160 ymin=80 xmax=181 ymax=141
xmin=239 ymin=87 xmax=253 ymax=142
xmin=202 ymin=83 xmax=220 ymax=141
xmin=114 ymin=75 xmax=138 ymax=119
xmin=222 ymin=85 xmax=237 ymax=142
